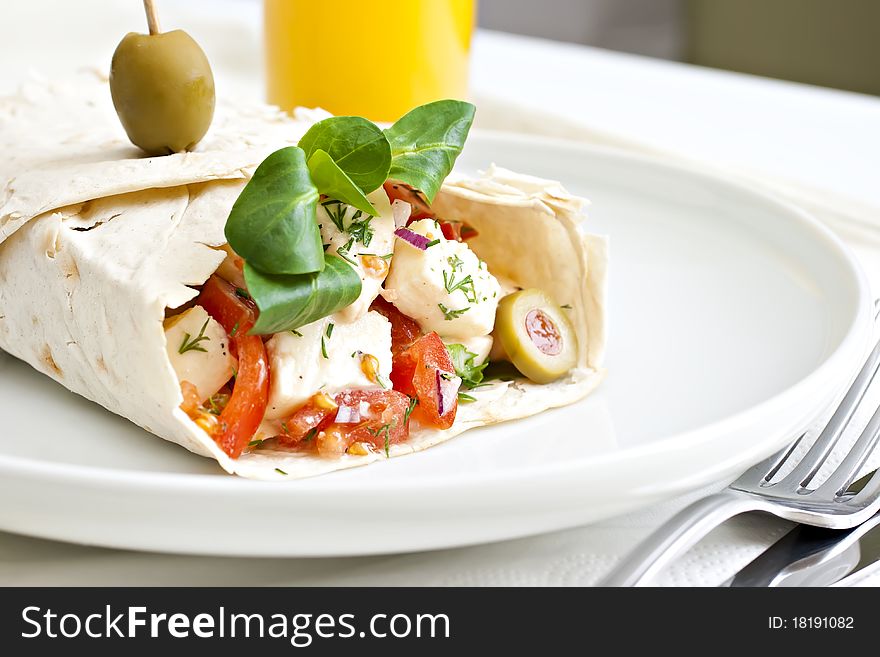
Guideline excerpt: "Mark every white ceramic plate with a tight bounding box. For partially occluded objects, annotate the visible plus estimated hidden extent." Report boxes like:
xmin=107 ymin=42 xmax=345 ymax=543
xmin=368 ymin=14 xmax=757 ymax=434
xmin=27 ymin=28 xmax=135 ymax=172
xmin=0 ymin=134 xmax=871 ymax=556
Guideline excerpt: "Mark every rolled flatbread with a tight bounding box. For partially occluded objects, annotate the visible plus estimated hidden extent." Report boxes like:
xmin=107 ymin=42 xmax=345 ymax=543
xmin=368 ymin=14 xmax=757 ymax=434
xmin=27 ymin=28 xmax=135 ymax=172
xmin=0 ymin=72 xmax=607 ymax=479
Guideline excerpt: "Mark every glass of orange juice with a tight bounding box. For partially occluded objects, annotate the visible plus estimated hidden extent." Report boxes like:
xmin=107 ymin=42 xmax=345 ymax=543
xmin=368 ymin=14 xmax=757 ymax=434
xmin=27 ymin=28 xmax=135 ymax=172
xmin=264 ymin=0 xmax=475 ymax=123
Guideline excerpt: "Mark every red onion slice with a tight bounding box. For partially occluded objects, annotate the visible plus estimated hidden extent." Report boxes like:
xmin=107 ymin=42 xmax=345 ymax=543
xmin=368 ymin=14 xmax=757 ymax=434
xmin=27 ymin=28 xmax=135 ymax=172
xmin=335 ymin=403 xmax=361 ymax=424
xmin=394 ymin=227 xmax=430 ymax=250
xmin=436 ymin=370 xmax=462 ymax=417
xmin=391 ymin=200 xmax=412 ymax=229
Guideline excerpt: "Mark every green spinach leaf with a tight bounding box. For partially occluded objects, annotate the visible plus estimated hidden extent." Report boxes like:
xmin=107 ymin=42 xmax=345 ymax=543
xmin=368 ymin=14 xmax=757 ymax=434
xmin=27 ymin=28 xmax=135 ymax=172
xmin=298 ymin=116 xmax=391 ymax=193
xmin=224 ymin=146 xmax=323 ymax=275
xmin=384 ymin=100 xmax=476 ymax=202
xmin=245 ymin=256 xmax=362 ymax=334
xmin=307 ymin=149 xmax=377 ymax=216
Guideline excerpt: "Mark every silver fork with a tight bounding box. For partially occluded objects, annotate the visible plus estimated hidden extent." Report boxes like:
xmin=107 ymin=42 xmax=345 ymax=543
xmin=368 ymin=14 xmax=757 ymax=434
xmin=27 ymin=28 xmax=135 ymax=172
xmin=600 ymin=312 xmax=880 ymax=587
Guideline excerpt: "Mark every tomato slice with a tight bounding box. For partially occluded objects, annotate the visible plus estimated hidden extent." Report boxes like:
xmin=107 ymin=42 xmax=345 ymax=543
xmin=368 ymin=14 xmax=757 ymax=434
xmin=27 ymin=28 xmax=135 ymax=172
xmin=276 ymin=393 xmax=337 ymax=447
xmin=390 ymin=332 xmax=458 ymax=429
xmin=384 ymin=181 xmax=435 ymax=219
xmin=440 ymin=220 xmax=479 ymax=242
xmin=383 ymin=181 xmax=477 ymax=241
xmin=278 ymin=389 xmax=411 ymax=457
xmin=369 ymin=297 xmax=422 ymax=356
xmin=196 ymin=275 xmax=269 ymax=458
xmin=316 ymin=389 xmax=411 ymax=457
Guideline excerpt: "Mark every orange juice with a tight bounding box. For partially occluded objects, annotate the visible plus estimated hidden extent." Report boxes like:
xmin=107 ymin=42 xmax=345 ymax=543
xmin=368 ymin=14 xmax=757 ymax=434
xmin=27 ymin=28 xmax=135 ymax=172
xmin=264 ymin=0 xmax=475 ymax=122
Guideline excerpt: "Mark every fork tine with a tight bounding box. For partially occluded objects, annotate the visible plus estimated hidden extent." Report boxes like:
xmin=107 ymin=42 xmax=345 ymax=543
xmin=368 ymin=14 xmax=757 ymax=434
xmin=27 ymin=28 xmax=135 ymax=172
xmin=850 ymin=469 xmax=880 ymax=508
xmin=732 ymin=432 xmax=806 ymax=490
xmin=776 ymin=331 xmax=880 ymax=491
xmin=814 ymin=404 xmax=880 ymax=497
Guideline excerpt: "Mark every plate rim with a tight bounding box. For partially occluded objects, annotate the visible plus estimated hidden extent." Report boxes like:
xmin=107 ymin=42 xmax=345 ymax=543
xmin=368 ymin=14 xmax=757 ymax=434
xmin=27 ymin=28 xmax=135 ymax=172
xmin=0 ymin=133 xmax=872 ymax=494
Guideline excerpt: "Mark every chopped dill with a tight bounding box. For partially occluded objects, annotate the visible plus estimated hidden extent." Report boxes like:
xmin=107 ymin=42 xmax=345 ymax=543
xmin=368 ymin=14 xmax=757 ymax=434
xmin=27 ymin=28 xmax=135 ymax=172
xmin=404 ymin=396 xmax=418 ymax=424
xmin=438 ymin=303 xmax=469 ymax=321
xmin=178 ymin=318 xmax=211 ymax=354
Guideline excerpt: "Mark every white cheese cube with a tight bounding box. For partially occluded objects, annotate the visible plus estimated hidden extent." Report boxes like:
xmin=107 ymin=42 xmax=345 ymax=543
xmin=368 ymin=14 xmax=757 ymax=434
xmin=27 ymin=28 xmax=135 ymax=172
xmin=318 ymin=188 xmax=395 ymax=323
xmin=164 ymin=305 xmax=236 ymax=402
xmin=384 ymin=219 xmax=501 ymax=339
xmin=264 ymin=310 xmax=392 ymax=420
xmin=213 ymin=243 xmax=246 ymax=290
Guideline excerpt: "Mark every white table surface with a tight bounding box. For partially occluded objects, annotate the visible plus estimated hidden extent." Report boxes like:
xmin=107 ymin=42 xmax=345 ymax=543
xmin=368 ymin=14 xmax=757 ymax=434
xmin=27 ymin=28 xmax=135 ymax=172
xmin=1 ymin=0 xmax=879 ymax=586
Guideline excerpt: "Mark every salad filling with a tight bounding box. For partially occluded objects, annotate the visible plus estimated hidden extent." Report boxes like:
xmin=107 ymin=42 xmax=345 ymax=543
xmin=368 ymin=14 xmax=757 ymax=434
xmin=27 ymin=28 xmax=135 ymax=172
xmin=162 ymin=100 xmax=583 ymax=460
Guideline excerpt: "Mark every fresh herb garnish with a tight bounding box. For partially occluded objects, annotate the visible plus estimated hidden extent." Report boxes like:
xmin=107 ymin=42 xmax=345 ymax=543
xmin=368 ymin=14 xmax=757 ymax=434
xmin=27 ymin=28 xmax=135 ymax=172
xmin=303 ymin=427 xmax=318 ymax=442
xmin=225 ymin=146 xmax=323 ymax=275
xmin=248 ymin=438 xmax=264 ymax=447
xmin=447 ymin=254 xmax=464 ymax=271
xmin=335 ymin=236 xmax=359 ymax=266
xmin=446 ymin=343 xmax=488 ymax=389
xmin=368 ymin=421 xmax=395 ymax=458
xmin=326 ymin=322 xmax=335 ymax=339
xmin=308 ymin=150 xmax=377 ymax=215
xmin=290 ymin=329 xmax=303 ymax=337
xmin=360 ymin=252 xmax=394 ymax=260
xmin=275 ymin=468 xmax=288 ymax=475
xmin=206 ymin=394 xmax=227 ymax=416
xmin=426 ymin=238 xmax=440 ymax=247
xmin=230 ymin=321 xmax=240 ymax=337
xmin=404 ymin=396 xmax=418 ymax=424
xmin=438 ymin=303 xmax=469 ymax=321
xmin=298 ymin=116 xmax=392 ymax=193
xmin=280 ymin=421 xmax=290 ymax=435
xmin=178 ymin=318 xmax=211 ymax=354
xmin=560 ymin=304 xmax=572 ymax=309
xmin=235 ymin=287 xmax=252 ymax=300
xmin=384 ymin=100 xmax=476 ymax=202
xmin=321 ymin=203 xmax=375 ymax=245
xmin=347 ymin=212 xmax=374 ymax=247
xmin=224 ymin=101 xmax=475 ymax=334
xmin=322 ymin=200 xmax=348 ymax=232
xmin=244 ymin=256 xmax=362 ymax=334
xmin=458 ymin=391 xmax=477 ymax=403
xmin=321 ymin=336 xmax=329 ymax=359
xmin=442 ymin=270 xmax=476 ymax=301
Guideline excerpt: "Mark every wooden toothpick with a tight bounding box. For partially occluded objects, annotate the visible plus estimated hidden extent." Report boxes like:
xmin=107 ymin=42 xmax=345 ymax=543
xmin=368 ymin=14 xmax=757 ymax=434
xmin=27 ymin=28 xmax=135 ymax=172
xmin=143 ymin=0 xmax=161 ymax=35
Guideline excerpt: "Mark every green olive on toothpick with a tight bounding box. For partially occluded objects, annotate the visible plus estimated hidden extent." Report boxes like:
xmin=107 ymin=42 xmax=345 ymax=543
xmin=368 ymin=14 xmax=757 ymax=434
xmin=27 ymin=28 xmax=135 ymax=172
xmin=109 ymin=0 xmax=215 ymax=156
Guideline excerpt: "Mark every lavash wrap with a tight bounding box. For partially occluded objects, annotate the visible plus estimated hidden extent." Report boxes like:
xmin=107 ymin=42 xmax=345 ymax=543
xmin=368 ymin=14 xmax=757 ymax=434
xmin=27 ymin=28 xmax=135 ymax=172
xmin=0 ymin=73 xmax=607 ymax=480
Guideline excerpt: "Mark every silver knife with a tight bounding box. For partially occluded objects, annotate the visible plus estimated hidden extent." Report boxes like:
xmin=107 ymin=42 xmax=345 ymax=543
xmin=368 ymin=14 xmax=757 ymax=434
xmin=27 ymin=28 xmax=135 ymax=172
xmin=727 ymin=470 xmax=880 ymax=586
xmin=726 ymin=512 xmax=880 ymax=586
